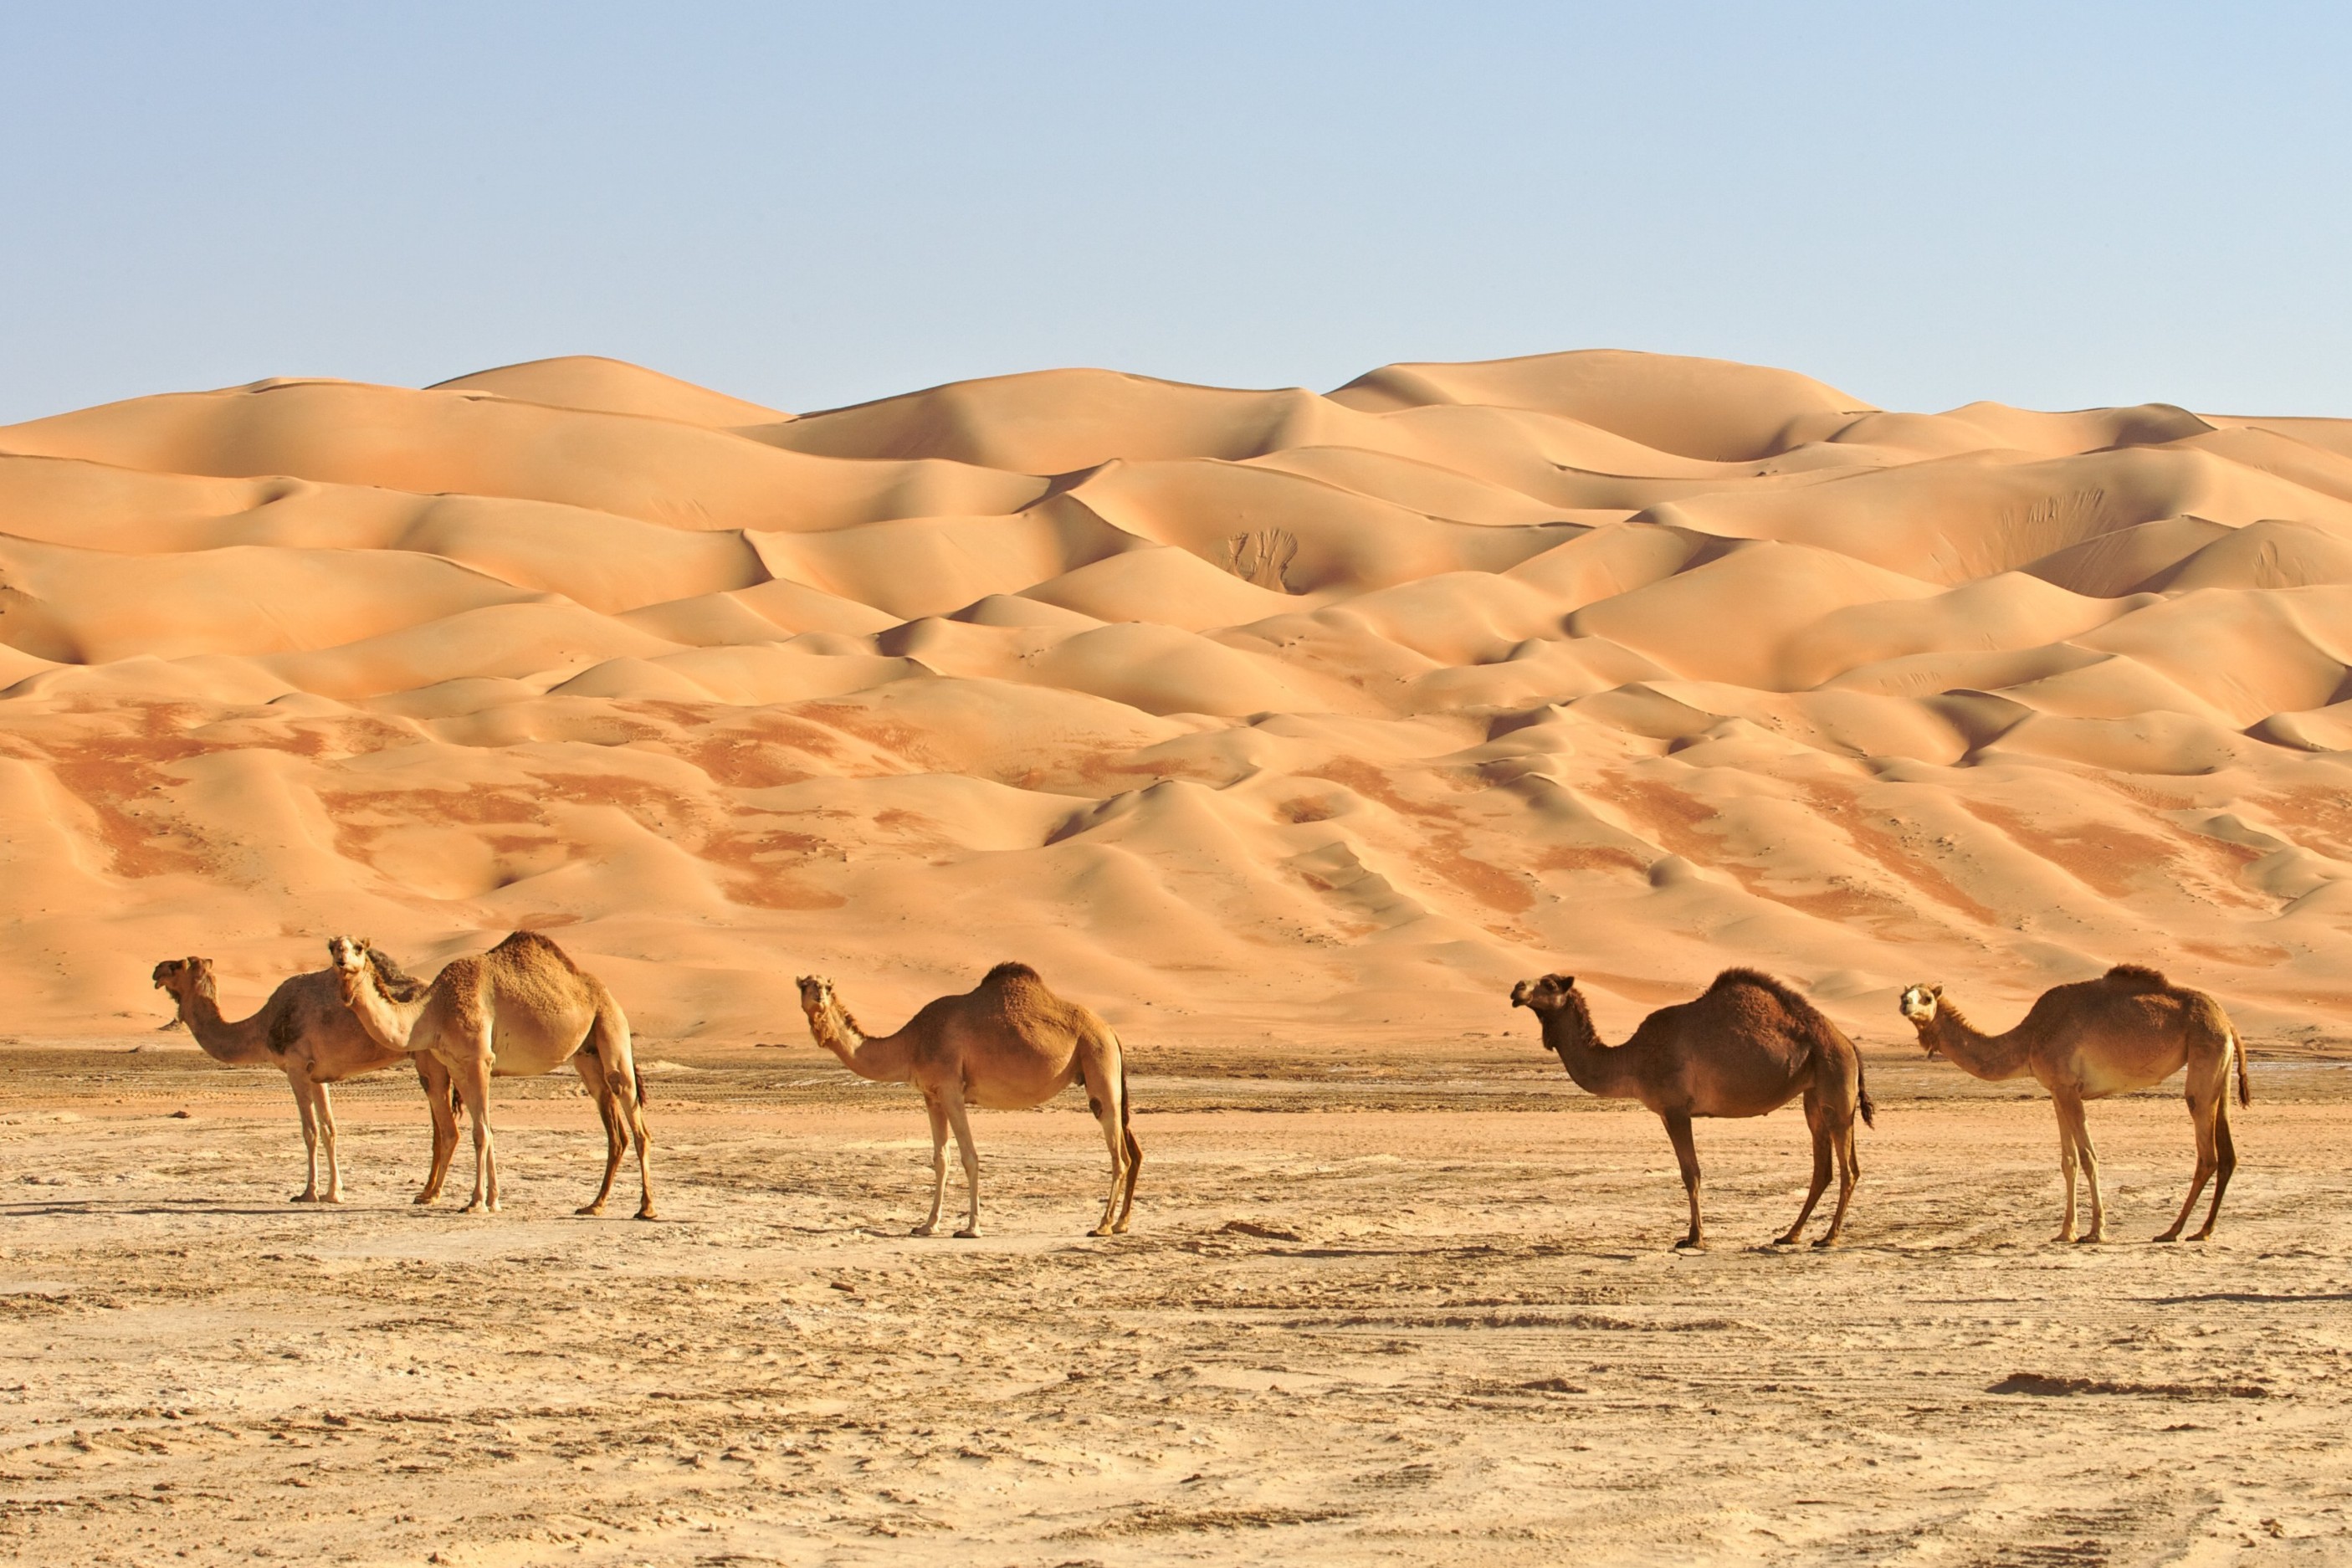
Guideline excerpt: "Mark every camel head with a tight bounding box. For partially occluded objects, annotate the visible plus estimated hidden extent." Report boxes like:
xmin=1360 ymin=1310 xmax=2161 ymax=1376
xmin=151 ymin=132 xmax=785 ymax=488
xmin=795 ymin=975 xmax=833 ymax=1016
xmin=151 ymin=956 xmax=214 ymax=1007
xmin=325 ymin=936 xmax=375 ymax=1005
xmin=1510 ymin=974 xmax=1577 ymax=1016
xmin=1898 ymin=983 xmax=1944 ymax=1051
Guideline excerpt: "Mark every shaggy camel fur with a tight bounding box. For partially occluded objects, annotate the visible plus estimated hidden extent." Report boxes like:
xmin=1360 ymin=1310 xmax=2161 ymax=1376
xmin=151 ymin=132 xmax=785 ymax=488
xmin=1512 ymin=969 xmax=1874 ymax=1248
xmin=797 ymin=963 xmax=1140 ymax=1237
xmin=1899 ymin=966 xmax=2248 ymax=1243
xmin=152 ymin=951 xmax=429 ymax=1202
xmin=331 ymin=932 xmax=653 ymax=1218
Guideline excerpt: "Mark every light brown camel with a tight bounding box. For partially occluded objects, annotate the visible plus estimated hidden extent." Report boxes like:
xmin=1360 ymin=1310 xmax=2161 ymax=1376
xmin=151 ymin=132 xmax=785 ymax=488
xmin=1511 ymin=968 xmax=1875 ymax=1248
xmin=797 ymin=963 xmax=1140 ymax=1237
xmin=329 ymin=932 xmax=653 ymax=1218
xmin=1899 ymin=966 xmax=2248 ymax=1243
xmin=151 ymin=951 xmax=431 ymax=1203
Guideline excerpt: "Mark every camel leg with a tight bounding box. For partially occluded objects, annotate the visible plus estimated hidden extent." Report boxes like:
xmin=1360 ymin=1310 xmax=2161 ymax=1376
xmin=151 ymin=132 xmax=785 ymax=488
xmin=571 ymin=1050 xmax=625 ymax=1217
xmin=2192 ymin=1089 xmax=2237 ymax=1242
xmin=449 ymin=1048 xmax=497 ymax=1214
xmin=941 ymin=1089 xmax=981 ymax=1238
xmin=1815 ymin=1107 xmax=1860 ymax=1249
xmin=913 ymin=1095 xmax=948 ymax=1237
xmin=412 ymin=1053 xmax=459 ymax=1206
xmin=1082 ymin=1052 xmax=1131 ymax=1238
xmin=589 ymin=1001 xmax=655 ymax=1220
xmin=1088 ymin=1104 xmax=1128 ymax=1238
xmin=2061 ymin=1094 xmax=2108 ymax=1244
xmin=288 ymin=1072 xmax=322 ymax=1203
xmin=1113 ymin=1124 xmax=1142 ymax=1234
xmin=2156 ymin=1078 xmax=2221 ymax=1243
xmin=1663 ymin=1112 xmax=1704 ymax=1249
xmin=1777 ymin=1092 xmax=1833 ymax=1246
xmin=316 ymin=1081 xmax=343 ymax=1203
xmin=2052 ymin=1095 xmax=2082 ymax=1243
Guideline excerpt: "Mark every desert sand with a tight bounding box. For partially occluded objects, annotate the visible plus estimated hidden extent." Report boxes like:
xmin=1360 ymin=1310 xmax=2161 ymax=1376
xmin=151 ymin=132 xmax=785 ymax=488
xmin=4 ymin=348 xmax=2352 ymax=1560
xmin=1 ymin=1050 xmax=2349 ymax=1565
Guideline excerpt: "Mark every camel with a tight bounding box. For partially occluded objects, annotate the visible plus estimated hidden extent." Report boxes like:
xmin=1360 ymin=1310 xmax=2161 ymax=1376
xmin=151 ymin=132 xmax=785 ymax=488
xmin=1510 ymin=968 xmax=1874 ymax=1248
xmin=329 ymin=931 xmax=653 ymax=1218
xmin=151 ymin=950 xmax=431 ymax=1203
xmin=1898 ymin=966 xmax=2248 ymax=1243
xmin=797 ymin=963 xmax=1140 ymax=1237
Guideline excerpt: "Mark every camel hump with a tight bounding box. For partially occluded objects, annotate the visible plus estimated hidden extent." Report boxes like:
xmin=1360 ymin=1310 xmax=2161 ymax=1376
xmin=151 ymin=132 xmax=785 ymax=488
xmin=1708 ymin=966 xmax=1852 ymax=1056
xmin=981 ymin=961 xmax=1044 ymax=989
xmin=1708 ymin=966 xmax=1820 ymax=1017
xmin=2103 ymin=964 xmax=2171 ymax=992
xmin=490 ymin=929 xmax=583 ymax=972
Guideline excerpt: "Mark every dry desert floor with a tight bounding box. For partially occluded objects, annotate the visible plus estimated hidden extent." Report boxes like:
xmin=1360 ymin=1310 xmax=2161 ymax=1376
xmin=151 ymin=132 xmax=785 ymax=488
xmin=1 ymin=1039 xmax=2348 ymax=1566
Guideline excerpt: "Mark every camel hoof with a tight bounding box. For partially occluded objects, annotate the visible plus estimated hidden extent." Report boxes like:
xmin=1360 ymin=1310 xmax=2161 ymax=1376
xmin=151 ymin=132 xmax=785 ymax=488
xmin=576 ymin=1203 xmax=606 ymax=1217
xmin=1089 ymin=1225 xmax=1115 ymax=1237
xmin=2153 ymin=1230 xmax=2180 ymax=1244
xmin=1771 ymin=1233 xmax=1799 ymax=1247
xmin=1811 ymin=1234 xmax=1841 ymax=1250
xmin=2073 ymin=1232 xmax=2104 ymax=1246
xmin=953 ymin=1228 xmax=979 ymax=1239
xmin=910 ymin=1224 xmax=936 ymax=1237
xmin=1673 ymin=1237 xmax=1706 ymax=1251
xmin=290 ymin=1193 xmax=318 ymax=1204
xmin=633 ymin=1207 xmax=657 ymax=1222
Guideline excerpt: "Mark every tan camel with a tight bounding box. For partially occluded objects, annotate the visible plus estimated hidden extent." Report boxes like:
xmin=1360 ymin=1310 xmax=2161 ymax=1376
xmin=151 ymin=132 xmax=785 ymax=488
xmin=1511 ymin=968 xmax=1874 ymax=1248
xmin=329 ymin=932 xmax=653 ymax=1218
xmin=797 ymin=963 xmax=1140 ymax=1237
xmin=151 ymin=951 xmax=432 ymax=1202
xmin=1899 ymin=966 xmax=2248 ymax=1243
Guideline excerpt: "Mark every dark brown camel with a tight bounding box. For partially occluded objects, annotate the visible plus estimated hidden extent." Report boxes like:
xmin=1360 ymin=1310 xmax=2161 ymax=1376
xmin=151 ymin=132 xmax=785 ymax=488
xmin=1511 ymin=968 xmax=1874 ymax=1248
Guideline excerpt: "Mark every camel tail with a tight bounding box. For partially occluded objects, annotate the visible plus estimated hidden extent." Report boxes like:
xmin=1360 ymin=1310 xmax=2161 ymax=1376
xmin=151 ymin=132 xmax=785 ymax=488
xmin=2232 ymin=1026 xmax=2250 ymax=1109
xmin=1857 ymin=1057 xmax=1876 ymax=1129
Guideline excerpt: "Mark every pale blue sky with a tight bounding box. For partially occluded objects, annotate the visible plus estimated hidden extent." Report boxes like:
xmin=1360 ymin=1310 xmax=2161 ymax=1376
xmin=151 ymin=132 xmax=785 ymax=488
xmin=3 ymin=3 xmax=2345 ymax=424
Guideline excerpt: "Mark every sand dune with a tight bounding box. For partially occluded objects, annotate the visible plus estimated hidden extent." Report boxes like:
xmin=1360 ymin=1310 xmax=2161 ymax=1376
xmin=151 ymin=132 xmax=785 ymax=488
xmin=3 ymin=349 xmax=2352 ymax=1045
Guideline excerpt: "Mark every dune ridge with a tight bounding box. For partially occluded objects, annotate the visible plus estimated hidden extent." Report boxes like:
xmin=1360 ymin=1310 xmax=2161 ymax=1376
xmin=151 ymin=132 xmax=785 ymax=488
xmin=4 ymin=348 xmax=2351 ymax=1043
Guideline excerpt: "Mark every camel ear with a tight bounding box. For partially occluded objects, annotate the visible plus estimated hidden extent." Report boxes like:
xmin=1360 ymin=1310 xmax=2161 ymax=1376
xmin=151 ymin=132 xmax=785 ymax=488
xmin=1930 ymin=984 xmax=1943 ymax=997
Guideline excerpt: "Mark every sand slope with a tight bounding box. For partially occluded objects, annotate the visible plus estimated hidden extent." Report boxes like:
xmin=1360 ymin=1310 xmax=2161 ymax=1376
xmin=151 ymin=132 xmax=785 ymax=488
xmin=4 ymin=349 xmax=2351 ymax=1044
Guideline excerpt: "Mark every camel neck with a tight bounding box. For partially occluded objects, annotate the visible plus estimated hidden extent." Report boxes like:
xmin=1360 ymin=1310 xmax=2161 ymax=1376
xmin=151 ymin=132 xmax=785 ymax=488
xmin=177 ymin=987 xmax=277 ymax=1067
xmin=1537 ymin=998 xmax=1640 ymax=1100
xmin=1926 ymin=1002 xmax=2034 ymax=1081
xmin=343 ymin=971 xmax=423 ymax=1052
xmin=807 ymin=998 xmax=913 ymax=1083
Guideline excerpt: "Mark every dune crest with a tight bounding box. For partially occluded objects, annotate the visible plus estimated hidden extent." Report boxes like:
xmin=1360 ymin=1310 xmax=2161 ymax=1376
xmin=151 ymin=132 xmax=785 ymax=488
xmin=3 ymin=350 xmax=2349 ymax=1041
